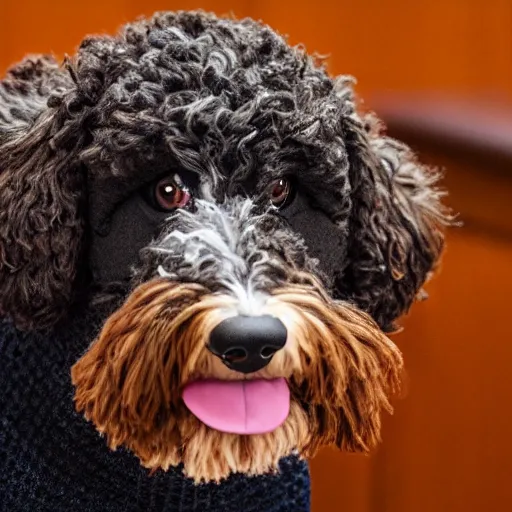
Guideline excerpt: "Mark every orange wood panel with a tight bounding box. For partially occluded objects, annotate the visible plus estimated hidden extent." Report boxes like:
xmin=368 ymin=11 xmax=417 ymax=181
xmin=373 ymin=226 xmax=512 ymax=512
xmin=2 ymin=0 xmax=511 ymax=97
xmin=0 ymin=0 xmax=129 ymax=73
xmin=0 ymin=1 xmax=252 ymax=74
xmin=249 ymin=0 xmax=512 ymax=98
xmin=310 ymin=449 xmax=374 ymax=512
xmin=126 ymin=0 xmax=251 ymax=21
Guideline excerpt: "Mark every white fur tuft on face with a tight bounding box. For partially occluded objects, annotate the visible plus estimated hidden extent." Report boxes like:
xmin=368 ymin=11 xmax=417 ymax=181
xmin=154 ymin=199 xmax=280 ymax=316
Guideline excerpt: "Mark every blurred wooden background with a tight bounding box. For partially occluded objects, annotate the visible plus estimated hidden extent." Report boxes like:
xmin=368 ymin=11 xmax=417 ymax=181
xmin=1 ymin=1 xmax=511 ymax=511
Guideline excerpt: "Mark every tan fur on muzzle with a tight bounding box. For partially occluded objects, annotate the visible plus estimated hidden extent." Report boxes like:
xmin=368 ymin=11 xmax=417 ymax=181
xmin=72 ymin=278 xmax=403 ymax=483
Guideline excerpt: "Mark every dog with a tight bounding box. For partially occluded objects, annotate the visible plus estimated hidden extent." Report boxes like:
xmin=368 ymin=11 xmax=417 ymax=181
xmin=0 ymin=9 xmax=450 ymax=495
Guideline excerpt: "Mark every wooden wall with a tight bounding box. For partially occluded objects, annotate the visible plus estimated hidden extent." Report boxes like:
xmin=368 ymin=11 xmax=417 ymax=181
xmin=1 ymin=2 xmax=511 ymax=511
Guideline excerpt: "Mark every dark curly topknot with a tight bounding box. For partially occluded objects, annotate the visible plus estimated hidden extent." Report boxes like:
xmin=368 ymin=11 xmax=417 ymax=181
xmin=0 ymin=10 xmax=451 ymax=332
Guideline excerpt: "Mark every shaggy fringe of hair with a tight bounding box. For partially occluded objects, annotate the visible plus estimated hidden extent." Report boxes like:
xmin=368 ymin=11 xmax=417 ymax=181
xmin=0 ymin=56 xmax=84 ymax=331
xmin=268 ymin=284 xmax=402 ymax=454
xmin=338 ymin=107 xmax=455 ymax=331
xmin=72 ymin=277 xmax=402 ymax=482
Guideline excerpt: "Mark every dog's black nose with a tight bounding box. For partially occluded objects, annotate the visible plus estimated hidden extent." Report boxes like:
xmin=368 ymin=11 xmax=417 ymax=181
xmin=208 ymin=315 xmax=287 ymax=374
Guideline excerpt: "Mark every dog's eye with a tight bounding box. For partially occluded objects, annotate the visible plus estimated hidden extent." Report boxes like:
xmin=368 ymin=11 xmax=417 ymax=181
xmin=269 ymin=178 xmax=292 ymax=209
xmin=152 ymin=175 xmax=191 ymax=212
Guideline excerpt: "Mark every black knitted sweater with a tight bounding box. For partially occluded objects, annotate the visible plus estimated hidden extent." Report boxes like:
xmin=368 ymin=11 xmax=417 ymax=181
xmin=0 ymin=310 xmax=310 ymax=511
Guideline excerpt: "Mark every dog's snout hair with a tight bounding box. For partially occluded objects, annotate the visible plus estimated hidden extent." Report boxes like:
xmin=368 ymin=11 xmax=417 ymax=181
xmin=72 ymin=273 xmax=403 ymax=482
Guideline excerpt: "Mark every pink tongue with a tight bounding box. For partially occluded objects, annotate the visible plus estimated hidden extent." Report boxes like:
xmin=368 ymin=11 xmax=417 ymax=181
xmin=182 ymin=378 xmax=290 ymax=435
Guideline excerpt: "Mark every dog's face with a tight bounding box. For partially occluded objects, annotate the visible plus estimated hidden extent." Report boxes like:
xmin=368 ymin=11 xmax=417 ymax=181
xmin=0 ymin=12 xmax=450 ymax=482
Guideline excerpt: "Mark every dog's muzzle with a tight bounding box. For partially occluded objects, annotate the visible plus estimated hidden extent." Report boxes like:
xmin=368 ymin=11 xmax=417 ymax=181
xmin=71 ymin=199 xmax=404 ymax=482
xmin=207 ymin=315 xmax=287 ymax=374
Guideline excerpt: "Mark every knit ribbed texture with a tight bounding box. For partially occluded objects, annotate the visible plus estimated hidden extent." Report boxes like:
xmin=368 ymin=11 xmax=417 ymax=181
xmin=0 ymin=312 xmax=310 ymax=511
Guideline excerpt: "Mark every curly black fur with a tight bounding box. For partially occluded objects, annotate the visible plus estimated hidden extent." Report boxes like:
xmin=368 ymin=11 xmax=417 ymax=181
xmin=0 ymin=56 xmax=85 ymax=330
xmin=0 ymin=10 xmax=451 ymax=332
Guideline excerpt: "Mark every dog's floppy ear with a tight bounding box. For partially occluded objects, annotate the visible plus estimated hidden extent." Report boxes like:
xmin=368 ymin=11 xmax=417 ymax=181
xmin=337 ymin=87 xmax=453 ymax=332
xmin=0 ymin=56 xmax=85 ymax=331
